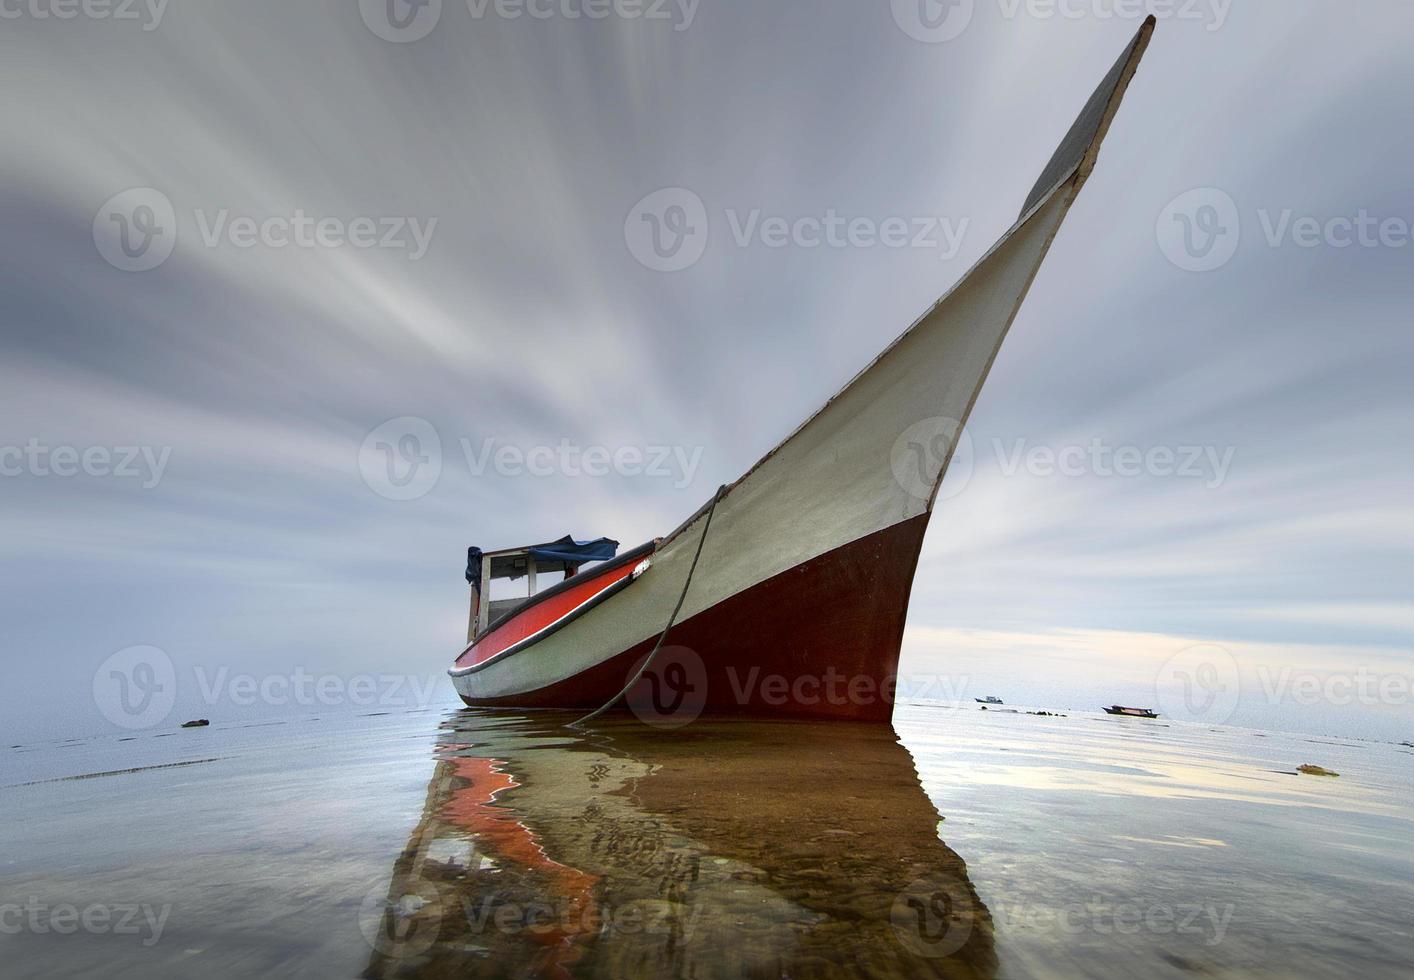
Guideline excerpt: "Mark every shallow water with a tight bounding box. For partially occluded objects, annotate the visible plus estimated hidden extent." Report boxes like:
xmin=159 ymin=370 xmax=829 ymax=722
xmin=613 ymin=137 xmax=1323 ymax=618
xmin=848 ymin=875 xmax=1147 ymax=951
xmin=3 ymin=701 xmax=1412 ymax=978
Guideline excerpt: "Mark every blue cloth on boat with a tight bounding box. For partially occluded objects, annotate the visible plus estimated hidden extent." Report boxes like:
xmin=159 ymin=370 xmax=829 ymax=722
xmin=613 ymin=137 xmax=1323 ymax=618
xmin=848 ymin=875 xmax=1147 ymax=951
xmin=465 ymin=536 xmax=619 ymax=587
xmin=528 ymin=536 xmax=619 ymax=567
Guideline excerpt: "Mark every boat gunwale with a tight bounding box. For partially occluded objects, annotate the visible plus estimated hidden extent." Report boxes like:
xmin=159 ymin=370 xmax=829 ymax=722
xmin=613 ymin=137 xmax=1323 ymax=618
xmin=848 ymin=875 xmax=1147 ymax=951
xmin=656 ymin=19 xmax=1155 ymax=554
xmin=451 ymin=540 xmax=657 ymax=675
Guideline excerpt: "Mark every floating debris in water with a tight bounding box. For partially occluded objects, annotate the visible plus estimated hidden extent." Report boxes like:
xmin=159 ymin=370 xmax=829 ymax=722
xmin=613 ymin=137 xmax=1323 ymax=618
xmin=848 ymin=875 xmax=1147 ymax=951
xmin=1297 ymin=764 xmax=1339 ymax=777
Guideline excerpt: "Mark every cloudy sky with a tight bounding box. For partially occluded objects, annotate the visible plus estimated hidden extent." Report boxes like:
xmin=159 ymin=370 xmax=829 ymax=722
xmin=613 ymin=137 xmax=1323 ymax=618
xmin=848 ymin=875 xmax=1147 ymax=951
xmin=2 ymin=0 xmax=1410 ymax=741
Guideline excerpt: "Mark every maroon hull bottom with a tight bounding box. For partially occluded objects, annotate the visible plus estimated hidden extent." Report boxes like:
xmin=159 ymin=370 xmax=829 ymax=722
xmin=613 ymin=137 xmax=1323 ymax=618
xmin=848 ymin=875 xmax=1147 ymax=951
xmin=459 ymin=514 xmax=931 ymax=723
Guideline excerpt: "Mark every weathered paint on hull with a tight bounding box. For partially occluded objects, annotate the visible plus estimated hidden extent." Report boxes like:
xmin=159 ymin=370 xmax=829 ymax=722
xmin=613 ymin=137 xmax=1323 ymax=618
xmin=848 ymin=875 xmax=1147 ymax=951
xmin=456 ymin=515 xmax=928 ymax=722
xmin=448 ymin=20 xmax=1157 ymax=725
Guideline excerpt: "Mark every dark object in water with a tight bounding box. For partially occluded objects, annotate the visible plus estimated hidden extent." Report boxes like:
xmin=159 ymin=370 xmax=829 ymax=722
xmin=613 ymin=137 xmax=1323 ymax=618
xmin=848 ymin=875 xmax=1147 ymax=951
xmin=1103 ymin=705 xmax=1159 ymax=719
xmin=181 ymin=719 xmax=210 ymax=728
xmin=1297 ymin=764 xmax=1339 ymax=777
xmin=976 ymin=696 xmax=1004 ymax=704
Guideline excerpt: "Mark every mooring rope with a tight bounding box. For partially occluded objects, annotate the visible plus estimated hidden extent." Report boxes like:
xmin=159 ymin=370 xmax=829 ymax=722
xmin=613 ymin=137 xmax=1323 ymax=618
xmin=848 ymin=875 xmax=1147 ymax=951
xmin=567 ymin=484 xmax=728 ymax=729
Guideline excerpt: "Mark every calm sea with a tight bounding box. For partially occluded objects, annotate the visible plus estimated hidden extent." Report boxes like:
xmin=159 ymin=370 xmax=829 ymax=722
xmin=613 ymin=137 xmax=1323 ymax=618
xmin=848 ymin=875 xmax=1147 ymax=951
xmin=3 ymin=700 xmax=1412 ymax=978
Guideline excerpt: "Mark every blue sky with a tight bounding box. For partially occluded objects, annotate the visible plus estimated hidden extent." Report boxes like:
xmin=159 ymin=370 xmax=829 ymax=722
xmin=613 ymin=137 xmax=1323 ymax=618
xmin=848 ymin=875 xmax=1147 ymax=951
xmin=2 ymin=0 xmax=1411 ymax=741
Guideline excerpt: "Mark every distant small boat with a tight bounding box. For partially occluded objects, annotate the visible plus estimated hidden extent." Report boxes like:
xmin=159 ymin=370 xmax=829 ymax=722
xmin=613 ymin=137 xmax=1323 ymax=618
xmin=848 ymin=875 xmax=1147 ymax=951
xmin=1103 ymin=705 xmax=1159 ymax=718
xmin=975 ymin=696 xmax=1004 ymax=705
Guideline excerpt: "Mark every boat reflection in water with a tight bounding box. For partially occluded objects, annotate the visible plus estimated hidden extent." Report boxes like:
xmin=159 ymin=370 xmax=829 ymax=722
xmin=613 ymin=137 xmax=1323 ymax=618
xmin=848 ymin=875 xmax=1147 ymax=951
xmin=363 ymin=713 xmax=996 ymax=979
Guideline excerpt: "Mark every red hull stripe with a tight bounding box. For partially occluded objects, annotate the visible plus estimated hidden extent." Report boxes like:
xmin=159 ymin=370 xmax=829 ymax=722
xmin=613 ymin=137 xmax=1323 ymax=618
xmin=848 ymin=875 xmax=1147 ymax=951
xmin=452 ymin=558 xmax=645 ymax=673
xmin=458 ymin=513 xmax=930 ymax=722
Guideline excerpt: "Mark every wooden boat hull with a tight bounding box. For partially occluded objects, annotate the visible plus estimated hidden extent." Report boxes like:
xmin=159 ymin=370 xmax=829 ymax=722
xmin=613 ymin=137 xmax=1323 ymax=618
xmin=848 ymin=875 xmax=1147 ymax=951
xmin=1102 ymin=706 xmax=1160 ymax=718
xmin=449 ymin=20 xmax=1157 ymax=724
xmin=453 ymin=514 xmax=929 ymax=722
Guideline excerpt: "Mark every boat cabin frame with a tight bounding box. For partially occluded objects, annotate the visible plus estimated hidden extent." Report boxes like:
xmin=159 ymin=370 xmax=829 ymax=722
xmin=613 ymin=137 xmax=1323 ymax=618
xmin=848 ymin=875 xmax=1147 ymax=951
xmin=468 ymin=544 xmax=590 ymax=641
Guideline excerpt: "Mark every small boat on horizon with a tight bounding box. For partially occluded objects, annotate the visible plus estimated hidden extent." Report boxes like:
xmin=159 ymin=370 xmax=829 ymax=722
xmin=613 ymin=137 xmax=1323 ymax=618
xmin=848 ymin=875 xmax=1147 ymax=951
xmin=448 ymin=20 xmax=1160 ymax=723
xmin=1103 ymin=705 xmax=1160 ymax=719
xmin=976 ymin=696 xmax=1004 ymax=705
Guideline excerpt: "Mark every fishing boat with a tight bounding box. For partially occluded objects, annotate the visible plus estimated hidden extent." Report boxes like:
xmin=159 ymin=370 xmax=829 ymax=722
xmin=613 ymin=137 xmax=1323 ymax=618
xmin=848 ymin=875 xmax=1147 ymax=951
xmin=1102 ymin=705 xmax=1160 ymax=719
xmin=975 ymin=696 xmax=1004 ymax=705
xmin=450 ymin=19 xmax=1158 ymax=722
